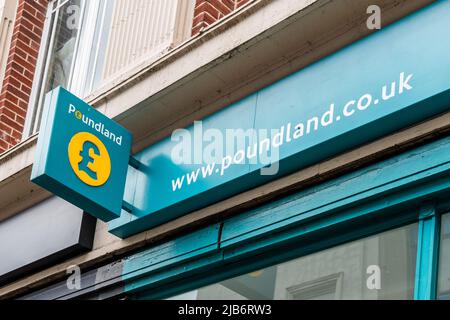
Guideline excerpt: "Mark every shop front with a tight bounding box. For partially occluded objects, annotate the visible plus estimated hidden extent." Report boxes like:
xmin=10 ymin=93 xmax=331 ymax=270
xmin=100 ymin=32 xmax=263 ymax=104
xmin=21 ymin=134 xmax=450 ymax=300
xmin=15 ymin=1 xmax=450 ymax=300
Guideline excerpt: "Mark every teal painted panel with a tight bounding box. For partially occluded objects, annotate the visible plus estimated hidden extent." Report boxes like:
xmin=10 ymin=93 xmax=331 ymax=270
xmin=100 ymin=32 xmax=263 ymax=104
xmin=220 ymin=136 xmax=450 ymax=248
xmin=414 ymin=205 xmax=440 ymax=300
xmin=122 ymin=224 xmax=220 ymax=284
xmin=221 ymin=206 xmax=419 ymax=265
xmin=110 ymin=1 xmax=450 ymax=238
xmin=125 ymin=253 xmax=223 ymax=295
xmin=31 ymin=87 xmax=132 ymax=222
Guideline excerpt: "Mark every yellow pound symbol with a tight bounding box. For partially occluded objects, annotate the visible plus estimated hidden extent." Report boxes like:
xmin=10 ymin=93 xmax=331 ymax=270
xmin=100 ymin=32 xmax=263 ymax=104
xmin=68 ymin=132 xmax=111 ymax=187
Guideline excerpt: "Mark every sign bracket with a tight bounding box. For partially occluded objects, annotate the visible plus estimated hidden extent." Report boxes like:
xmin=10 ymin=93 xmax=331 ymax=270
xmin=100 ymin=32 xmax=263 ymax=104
xmin=122 ymin=200 xmax=135 ymax=214
xmin=120 ymin=156 xmax=150 ymax=214
xmin=129 ymin=155 xmax=148 ymax=172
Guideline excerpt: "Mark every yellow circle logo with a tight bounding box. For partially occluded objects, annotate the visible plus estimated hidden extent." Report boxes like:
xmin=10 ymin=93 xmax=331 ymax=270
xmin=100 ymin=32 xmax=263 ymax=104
xmin=68 ymin=132 xmax=111 ymax=187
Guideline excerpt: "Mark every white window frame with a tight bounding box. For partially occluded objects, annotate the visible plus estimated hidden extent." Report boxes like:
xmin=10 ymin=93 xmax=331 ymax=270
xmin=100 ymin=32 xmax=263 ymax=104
xmin=23 ymin=0 xmax=107 ymax=138
xmin=0 ymin=0 xmax=19 ymax=88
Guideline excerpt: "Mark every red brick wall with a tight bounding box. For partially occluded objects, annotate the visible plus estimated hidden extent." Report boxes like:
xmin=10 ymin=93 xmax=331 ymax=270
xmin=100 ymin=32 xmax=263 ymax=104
xmin=0 ymin=0 xmax=48 ymax=153
xmin=192 ymin=0 xmax=252 ymax=35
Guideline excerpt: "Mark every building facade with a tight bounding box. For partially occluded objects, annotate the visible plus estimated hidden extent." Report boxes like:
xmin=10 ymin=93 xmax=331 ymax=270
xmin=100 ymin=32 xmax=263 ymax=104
xmin=0 ymin=0 xmax=449 ymax=300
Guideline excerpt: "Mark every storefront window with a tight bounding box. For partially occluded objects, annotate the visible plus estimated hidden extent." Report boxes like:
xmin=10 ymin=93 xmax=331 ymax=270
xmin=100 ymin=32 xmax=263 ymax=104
xmin=438 ymin=213 xmax=450 ymax=300
xmin=167 ymin=224 xmax=418 ymax=300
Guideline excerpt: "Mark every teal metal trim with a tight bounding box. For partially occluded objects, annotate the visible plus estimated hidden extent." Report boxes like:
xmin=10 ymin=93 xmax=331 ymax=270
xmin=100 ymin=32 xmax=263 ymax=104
xmin=414 ymin=203 xmax=440 ymax=300
xmin=122 ymin=224 xmax=221 ymax=294
xmin=126 ymin=253 xmax=224 ymax=296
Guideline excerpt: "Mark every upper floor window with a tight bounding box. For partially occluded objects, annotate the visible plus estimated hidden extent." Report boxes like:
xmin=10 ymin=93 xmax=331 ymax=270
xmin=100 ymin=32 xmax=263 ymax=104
xmin=0 ymin=0 xmax=19 ymax=88
xmin=23 ymin=0 xmax=195 ymax=137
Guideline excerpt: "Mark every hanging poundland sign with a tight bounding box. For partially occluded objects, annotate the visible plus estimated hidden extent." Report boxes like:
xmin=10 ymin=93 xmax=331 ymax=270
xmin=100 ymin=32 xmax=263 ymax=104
xmin=32 ymin=87 xmax=132 ymax=221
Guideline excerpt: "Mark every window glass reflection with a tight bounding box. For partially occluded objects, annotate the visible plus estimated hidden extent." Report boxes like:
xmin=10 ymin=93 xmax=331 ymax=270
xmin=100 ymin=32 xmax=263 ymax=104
xmin=168 ymin=224 xmax=418 ymax=300
xmin=44 ymin=0 xmax=81 ymax=95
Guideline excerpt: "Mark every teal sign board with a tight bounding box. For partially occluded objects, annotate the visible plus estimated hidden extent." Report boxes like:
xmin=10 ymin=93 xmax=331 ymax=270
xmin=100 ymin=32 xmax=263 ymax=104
xmin=108 ymin=1 xmax=450 ymax=238
xmin=32 ymin=87 xmax=132 ymax=222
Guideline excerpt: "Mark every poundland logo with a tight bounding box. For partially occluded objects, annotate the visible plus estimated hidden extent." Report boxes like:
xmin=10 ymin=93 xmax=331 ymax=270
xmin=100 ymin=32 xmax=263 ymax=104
xmin=68 ymin=104 xmax=123 ymax=146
